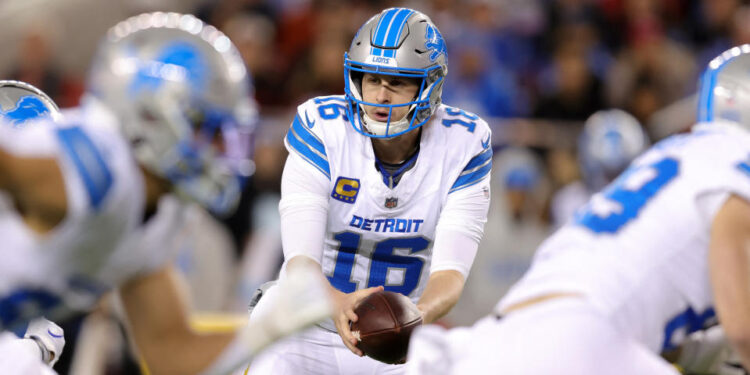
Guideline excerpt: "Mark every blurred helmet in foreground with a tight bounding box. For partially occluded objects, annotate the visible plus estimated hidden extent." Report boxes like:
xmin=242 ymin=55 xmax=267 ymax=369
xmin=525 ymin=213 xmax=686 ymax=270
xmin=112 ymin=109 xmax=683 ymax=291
xmin=0 ymin=80 xmax=60 ymax=127
xmin=345 ymin=7 xmax=448 ymax=138
xmin=698 ymin=44 xmax=750 ymax=129
xmin=87 ymin=12 xmax=257 ymax=215
xmin=578 ymin=109 xmax=649 ymax=191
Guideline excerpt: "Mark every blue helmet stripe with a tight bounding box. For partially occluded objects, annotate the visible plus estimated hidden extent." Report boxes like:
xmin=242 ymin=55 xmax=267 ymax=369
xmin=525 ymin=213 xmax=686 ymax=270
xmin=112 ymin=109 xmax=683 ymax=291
xmin=371 ymin=9 xmax=398 ymax=57
xmin=375 ymin=9 xmax=400 ymax=46
xmin=698 ymin=54 xmax=737 ymax=122
xmin=383 ymin=9 xmax=414 ymax=58
xmin=450 ymin=160 xmax=492 ymax=193
xmin=697 ymin=64 xmax=719 ymax=122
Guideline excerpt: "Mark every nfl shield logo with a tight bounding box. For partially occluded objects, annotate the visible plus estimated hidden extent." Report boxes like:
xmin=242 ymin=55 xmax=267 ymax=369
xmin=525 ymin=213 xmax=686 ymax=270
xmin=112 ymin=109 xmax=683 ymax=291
xmin=384 ymin=197 xmax=398 ymax=209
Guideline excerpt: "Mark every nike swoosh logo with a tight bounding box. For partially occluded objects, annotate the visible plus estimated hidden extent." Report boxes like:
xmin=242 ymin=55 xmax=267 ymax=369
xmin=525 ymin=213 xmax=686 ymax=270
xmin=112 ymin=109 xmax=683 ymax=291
xmin=304 ymin=111 xmax=315 ymax=129
xmin=481 ymin=134 xmax=491 ymax=149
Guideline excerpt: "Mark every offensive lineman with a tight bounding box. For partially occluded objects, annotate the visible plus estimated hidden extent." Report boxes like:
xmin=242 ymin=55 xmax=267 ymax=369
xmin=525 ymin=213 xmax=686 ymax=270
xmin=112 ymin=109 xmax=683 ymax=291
xmin=406 ymin=45 xmax=750 ymax=375
xmin=0 ymin=13 xmax=330 ymax=375
xmin=248 ymin=7 xmax=491 ymax=374
xmin=0 ymin=80 xmax=66 ymax=375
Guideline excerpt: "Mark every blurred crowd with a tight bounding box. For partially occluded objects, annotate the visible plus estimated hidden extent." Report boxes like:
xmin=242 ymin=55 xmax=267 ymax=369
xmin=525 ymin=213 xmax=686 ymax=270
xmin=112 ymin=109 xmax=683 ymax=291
xmin=5 ymin=0 xmax=749 ymax=324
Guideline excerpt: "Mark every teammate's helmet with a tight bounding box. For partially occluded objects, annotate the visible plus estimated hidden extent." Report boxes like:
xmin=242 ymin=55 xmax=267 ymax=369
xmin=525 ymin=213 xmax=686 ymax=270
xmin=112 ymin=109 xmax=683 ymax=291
xmin=345 ymin=8 xmax=448 ymax=138
xmin=578 ymin=109 xmax=649 ymax=190
xmin=0 ymin=80 xmax=60 ymax=127
xmin=86 ymin=12 xmax=256 ymax=215
xmin=698 ymin=44 xmax=750 ymax=130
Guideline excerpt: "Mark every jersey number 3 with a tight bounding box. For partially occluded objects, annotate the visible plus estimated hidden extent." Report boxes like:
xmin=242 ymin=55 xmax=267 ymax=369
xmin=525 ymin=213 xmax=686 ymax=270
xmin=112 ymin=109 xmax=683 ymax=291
xmin=328 ymin=232 xmax=429 ymax=296
xmin=576 ymin=158 xmax=679 ymax=234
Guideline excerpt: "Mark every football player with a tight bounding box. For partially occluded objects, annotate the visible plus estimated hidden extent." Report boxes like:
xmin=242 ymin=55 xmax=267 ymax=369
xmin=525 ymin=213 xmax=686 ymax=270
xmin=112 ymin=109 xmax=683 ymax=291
xmin=551 ymin=109 xmax=649 ymax=228
xmin=0 ymin=80 xmax=66 ymax=375
xmin=0 ymin=13 xmax=330 ymax=375
xmin=406 ymin=45 xmax=750 ymax=374
xmin=247 ymin=7 xmax=491 ymax=374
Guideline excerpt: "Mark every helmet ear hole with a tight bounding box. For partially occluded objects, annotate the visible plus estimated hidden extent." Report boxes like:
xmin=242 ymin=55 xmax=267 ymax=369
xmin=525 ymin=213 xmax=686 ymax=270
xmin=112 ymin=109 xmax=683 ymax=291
xmin=351 ymin=71 xmax=364 ymax=96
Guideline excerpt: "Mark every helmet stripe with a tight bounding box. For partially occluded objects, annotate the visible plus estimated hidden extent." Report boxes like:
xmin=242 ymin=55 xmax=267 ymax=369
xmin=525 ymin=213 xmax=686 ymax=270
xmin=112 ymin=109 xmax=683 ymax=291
xmin=371 ymin=9 xmax=399 ymax=57
xmin=697 ymin=47 xmax=750 ymax=122
xmin=384 ymin=9 xmax=414 ymax=58
xmin=697 ymin=61 xmax=724 ymax=122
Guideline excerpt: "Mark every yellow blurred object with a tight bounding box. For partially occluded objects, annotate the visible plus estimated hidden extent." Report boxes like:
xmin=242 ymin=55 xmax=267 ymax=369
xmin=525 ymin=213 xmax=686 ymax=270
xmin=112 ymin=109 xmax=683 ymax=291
xmin=138 ymin=312 xmax=249 ymax=375
xmin=190 ymin=312 xmax=248 ymax=333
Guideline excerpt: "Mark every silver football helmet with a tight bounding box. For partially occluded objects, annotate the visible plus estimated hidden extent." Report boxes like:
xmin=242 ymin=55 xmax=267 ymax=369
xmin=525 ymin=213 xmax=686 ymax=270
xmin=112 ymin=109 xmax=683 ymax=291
xmin=86 ymin=12 xmax=256 ymax=215
xmin=0 ymin=80 xmax=60 ymax=127
xmin=578 ymin=109 xmax=649 ymax=190
xmin=698 ymin=44 xmax=750 ymax=130
xmin=345 ymin=8 xmax=448 ymax=138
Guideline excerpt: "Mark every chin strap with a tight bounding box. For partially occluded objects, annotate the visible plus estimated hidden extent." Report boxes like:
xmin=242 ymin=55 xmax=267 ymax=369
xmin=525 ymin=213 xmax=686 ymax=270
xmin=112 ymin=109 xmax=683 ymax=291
xmin=361 ymin=111 xmax=410 ymax=137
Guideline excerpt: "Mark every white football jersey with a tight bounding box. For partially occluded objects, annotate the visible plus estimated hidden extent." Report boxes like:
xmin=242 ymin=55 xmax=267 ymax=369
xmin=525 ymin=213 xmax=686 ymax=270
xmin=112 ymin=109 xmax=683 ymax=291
xmin=284 ymin=96 xmax=492 ymax=304
xmin=498 ymin=121 xmax=750 ymax=353
xmin=0 ymin=103 xmax=185 ymax=331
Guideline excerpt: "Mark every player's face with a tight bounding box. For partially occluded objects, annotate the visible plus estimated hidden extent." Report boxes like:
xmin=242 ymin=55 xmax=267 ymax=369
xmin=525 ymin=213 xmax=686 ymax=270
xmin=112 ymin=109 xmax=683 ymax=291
xmin=361 ymin=73 xmax=419 ymax=122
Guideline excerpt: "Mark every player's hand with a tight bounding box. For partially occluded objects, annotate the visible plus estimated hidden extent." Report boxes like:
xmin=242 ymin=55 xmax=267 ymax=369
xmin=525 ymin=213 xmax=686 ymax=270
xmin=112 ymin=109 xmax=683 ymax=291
xmin=330 ymin=285 xmax=384 ymax=356
xmin=676 ymin=325 xmax=748 ymax=375
xmin=24 ymin=317 xmax=65 ymax=367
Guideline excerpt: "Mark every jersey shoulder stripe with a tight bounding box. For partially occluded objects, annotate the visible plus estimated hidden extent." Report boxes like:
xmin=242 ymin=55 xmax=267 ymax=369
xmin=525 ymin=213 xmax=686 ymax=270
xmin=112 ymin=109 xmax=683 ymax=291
xmin=285 ymin=113 xmax=330 ymax=179
xmin=450 ymin=145 xmax=492 ymax=193
xmin=56 ymin=126 xmax=114 ymax=210
xmin=736 ymin=158 xmax=750 ymax=178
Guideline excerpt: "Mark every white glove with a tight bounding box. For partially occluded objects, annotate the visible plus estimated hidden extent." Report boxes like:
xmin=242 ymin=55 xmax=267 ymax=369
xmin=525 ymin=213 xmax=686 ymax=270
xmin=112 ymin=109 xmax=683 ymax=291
xmin=24 ymin=317 xmax=65 ymax=367
xmin=677 ymin=325 xmax=747 ymax=375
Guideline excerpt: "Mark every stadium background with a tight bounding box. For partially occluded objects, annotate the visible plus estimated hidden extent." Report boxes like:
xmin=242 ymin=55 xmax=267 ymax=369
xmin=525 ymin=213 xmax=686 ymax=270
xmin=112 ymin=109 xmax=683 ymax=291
xmin=1 ymin=0 xmax=748 ymax=373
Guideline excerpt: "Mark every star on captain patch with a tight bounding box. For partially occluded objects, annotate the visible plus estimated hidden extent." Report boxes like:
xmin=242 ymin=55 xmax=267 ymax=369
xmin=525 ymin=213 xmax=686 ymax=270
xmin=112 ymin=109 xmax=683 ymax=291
xmin=384 ymin=197 xmax=398 ymax=209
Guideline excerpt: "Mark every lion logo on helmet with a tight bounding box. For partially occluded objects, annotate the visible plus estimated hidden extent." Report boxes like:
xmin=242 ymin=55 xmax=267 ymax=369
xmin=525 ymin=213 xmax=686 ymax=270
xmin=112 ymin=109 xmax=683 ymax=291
xmin=424 ymin=24 xmax=446 ymax=62
xmin=1 ymin=96 xmax=52 ymax=127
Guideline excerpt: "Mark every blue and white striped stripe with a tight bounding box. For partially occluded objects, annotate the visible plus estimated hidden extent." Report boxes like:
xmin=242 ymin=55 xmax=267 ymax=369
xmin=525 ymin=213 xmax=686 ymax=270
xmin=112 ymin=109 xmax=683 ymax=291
xmin=370 ymin=8 xmax=415 ymax=58
xmin=286 ymin=115 xmax=330 ymax=179
xmin=450 ymin=147 xmax=492 ymax=193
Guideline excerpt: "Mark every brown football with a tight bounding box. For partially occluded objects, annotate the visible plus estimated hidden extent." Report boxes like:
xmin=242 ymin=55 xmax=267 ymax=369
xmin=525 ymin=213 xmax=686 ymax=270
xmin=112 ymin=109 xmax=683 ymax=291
xmin=350 ymin=290 xmax=423 ymax=364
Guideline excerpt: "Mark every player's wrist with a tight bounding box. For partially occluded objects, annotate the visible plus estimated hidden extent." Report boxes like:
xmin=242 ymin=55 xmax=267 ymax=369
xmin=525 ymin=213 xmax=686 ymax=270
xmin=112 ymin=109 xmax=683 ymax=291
xmin=24 ymin=317 xmax=65 ymax=367
xmin=24 ymin=335 xmax=53 ymax=364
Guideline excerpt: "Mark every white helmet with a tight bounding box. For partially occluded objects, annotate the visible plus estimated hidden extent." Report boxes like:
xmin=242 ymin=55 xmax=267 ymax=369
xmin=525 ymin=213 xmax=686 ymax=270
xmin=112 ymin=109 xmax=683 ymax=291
xmin=86 ymin=12 xmax=257 ymax=215
xmin=345 ymin=8 xmax=448 ymax=138
xmin=0 ymin=80 xmax=60 ymax=127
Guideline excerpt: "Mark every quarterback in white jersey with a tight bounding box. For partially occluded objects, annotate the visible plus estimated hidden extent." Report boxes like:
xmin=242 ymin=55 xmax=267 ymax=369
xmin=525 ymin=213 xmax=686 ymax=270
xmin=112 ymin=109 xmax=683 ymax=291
xmin=248 ymin=7 xmax=491 ymax=375
xmin=406 ymin=45 xmax=750 ymax=375
xmin=0 ymin=13 xmax=331 ymax=375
